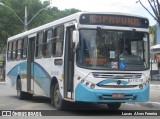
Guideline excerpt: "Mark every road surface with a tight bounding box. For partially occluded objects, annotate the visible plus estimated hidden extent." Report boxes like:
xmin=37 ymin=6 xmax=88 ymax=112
xmin=0 ymin=83 xmax=160 ymax=118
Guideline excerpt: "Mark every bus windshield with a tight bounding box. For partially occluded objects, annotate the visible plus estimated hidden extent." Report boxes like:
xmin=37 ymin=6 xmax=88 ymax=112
xmin=76 ymin=29 xmax=149 ymax=70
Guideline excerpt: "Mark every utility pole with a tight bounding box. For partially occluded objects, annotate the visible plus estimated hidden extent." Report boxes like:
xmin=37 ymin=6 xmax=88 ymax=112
xmin=24 ymin=6 xmax=28 ymax=31
xmin=0 ymin=2 xmax=50 ymax=32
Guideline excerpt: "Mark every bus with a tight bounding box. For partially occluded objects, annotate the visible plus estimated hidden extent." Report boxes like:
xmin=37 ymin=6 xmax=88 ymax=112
xmin=6 ymin=12 xmax=150 ymax=110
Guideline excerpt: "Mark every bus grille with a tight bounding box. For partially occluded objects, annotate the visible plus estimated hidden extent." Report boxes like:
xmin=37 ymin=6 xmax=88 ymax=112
xmin=97 ymin=85 xmax=138 ymax=88
xmin=92 ymin=72 xmax=142 ymax=79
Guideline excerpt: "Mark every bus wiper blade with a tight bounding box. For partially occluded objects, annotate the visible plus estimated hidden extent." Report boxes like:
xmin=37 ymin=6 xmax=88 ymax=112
xmin=97 ymin=27 xmax=102 ymax=37
xmin=130 ymin=29 xmax=136 ymax=38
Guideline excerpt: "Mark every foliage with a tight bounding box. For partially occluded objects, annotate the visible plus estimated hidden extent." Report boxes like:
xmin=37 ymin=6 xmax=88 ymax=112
xmin=137 ymin=0 xmax=160 ymax=25
xmin=149 ymin=25 xmax=157 ymax=45
xmin=0 ymin=0 xmax=80 ymax=53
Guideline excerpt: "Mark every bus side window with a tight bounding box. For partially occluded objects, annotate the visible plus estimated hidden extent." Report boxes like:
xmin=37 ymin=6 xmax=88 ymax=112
xmin=35 ymin=32 xmax=44 ymax=58
xmin=7 ymin=42 xmax=12 ymax=61
xmin=12 ymin=41 xmax=17 ymax=60
xmin=21 ymin=37 xmax=28 ymax=59
xmin=10 ymin=42 xmax=13 ymax=60
xmin=53 ymin=25 xmax=64 ymax=57
xmin=17 ymin=39 xmax=22 ymax=60
xmin=43 ymin=29 xmax=53 ymax=57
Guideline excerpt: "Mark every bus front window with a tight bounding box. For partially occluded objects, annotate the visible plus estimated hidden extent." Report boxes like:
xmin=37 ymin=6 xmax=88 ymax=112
xmin=76 ymin=29 xmax=149 ymax=71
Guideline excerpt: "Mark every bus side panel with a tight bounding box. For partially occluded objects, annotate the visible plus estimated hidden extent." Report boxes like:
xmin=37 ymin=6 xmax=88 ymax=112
xmin=32 ymin=60 xmax=51 ymax=97
xmin=6 ymin=61 xmax=27 ymax=92
xmin=33 ymin=58 xmax=64 ymax=98
xmin=6 ymin=60 xmax=51 ymax=96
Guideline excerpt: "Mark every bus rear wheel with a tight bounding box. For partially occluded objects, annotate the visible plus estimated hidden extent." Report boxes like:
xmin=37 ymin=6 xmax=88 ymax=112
xmin=107 ymin=103 xmax=121 ymax=110
xmin=17 ymin=80 xmax=33 ymax=100
xmin=17 ymin=80 xmax=25 ymax=100
xmin=51 ymin=83 xmax=66 ymax=110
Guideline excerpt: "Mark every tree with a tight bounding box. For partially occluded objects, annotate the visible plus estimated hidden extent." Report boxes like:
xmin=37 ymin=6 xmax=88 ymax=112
xmin=0 ymin=0 xmax=80 ymax=53
xmin=137 ymin=0 xmax=160 ymax=44
xmin=137 ymin=0 xmax=160 ymax=25
xmin=149 ymin=25 xmax=157 ymax=44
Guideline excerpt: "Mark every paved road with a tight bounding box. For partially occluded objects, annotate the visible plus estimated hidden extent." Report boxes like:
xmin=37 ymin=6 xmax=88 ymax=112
xmin=0 ymin=83 xmax=160 ymax=119
xmin=0 ymin=83 xmax=159 ymax=110
xmin=150 ymin=88 xmax=160 ymax=102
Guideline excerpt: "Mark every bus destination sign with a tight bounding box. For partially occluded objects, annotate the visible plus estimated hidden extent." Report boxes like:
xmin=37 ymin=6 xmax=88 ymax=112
xmin=80 ymin=14 xmax=149 ymax=28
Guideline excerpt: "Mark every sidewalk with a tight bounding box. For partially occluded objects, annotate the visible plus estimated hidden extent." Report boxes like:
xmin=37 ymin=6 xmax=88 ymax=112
xmin=130 ymin=81 xmax=160 ymax=109
xmin=150 ymin=81 xmax=160 ymax=85
xmin=0 ymin=81 xmax=6 ymax=85
xmin=150 ymin=81 xmax=160 ymax=89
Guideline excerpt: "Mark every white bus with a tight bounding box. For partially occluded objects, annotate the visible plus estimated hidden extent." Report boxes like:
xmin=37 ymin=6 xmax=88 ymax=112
xmin=6 ymin=12 xmax=150 ymax=110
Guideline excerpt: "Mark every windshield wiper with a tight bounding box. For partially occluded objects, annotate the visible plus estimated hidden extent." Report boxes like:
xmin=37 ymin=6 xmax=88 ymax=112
xmin=96 ymin=27 xmax=103 ymax=46
xmin=124 ymin=29 xmax=136 ymax=49
xmin=130 ymin=29 xmax=136 ymax=39
xmin=97 ymin=27 xmax=102 ymax=37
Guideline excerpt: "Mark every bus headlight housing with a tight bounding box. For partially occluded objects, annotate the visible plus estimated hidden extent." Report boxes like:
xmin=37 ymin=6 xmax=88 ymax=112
xmin=139 ymin=81 xmax=148 ymax=89
xmin=80 ymin=79 xmax=95 ymax=89
xmin=80 ymin=79 xmax=85 ymax=83
xmin=139 ymin=84 xmax=144 ymax=89
xmin=90 ymin=84 xmax=95 ymax=89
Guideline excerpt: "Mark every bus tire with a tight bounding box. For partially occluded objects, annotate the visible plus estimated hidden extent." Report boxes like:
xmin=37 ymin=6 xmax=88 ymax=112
xmin=25 ymin=93 xmax=33 ymax=100
xmin=51 ymin=83 xmax=66 ymax=110
xmin=17 ymin=80 xmax=25 ymax=100
xmin=107 ymin=103 xmax=121 ymax=110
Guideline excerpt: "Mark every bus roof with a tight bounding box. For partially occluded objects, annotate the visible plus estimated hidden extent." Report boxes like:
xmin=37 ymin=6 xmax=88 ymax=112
xmin=7 ymin=12 xmax=148 ymax=41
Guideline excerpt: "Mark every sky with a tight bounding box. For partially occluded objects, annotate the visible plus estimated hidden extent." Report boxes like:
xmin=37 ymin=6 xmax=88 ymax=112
xmin=47 ymin=0 xmax=157 ymax=26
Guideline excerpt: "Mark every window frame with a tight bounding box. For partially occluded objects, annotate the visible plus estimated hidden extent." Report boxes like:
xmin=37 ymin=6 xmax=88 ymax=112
xmin=52 ymin=25 xmax=64 ymax=57
xmin=16 ymin=38 xmax=22 ymax=60
xmin=21 ymin=37 xmax=28 ymax=60
xmin=43 ymin=28 xmax=53 ymax=58
xmin=35 ymin=31 xmax=44 ymax=59
xmin=7 ymin=41 xmax=13 ymax=61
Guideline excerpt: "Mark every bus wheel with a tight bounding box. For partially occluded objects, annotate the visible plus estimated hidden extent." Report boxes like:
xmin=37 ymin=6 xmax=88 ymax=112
xmin=107 ymin=103 xmax=121 ymax=110
xmin=52 ymin=83 xmax=65 ymax=110
xmin=17 ymin=80 xmax=25 ymax=100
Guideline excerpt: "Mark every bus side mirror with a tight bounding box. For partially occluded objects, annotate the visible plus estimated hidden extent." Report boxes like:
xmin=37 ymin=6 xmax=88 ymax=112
xmin=72 ymin=30 xmax=79 ymax=47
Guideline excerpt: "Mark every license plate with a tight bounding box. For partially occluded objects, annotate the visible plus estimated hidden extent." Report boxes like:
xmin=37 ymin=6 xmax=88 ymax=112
xmin=112 ymin=93 xmax=125 ymax=98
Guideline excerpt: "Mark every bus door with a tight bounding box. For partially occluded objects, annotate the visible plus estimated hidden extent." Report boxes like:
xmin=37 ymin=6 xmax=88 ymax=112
xmin=27 ymin=36 xmax=36 ymax=92
xmin=64 ymin=23 xmax=76 ymax=99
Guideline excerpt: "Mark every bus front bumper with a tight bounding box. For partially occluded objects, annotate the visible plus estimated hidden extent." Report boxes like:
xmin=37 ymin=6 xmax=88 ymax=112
xmin=75 ymin=83 xmax=149 ymax=103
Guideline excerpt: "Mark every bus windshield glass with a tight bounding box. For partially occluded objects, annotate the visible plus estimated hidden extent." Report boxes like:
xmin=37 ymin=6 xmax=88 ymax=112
xmin=77 ymin=29 xmax=149 ymax=70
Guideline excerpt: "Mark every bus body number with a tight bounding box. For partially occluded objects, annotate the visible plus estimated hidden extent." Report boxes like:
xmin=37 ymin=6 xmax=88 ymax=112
xmin=128 ymin=79 xmax=143 ymax=82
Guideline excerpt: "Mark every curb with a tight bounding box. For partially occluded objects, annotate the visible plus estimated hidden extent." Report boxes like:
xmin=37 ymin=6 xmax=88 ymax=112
xmin=130 ymin=102 xmax=160 ymax=109
xmin=0 ymin=82 xmax=6 ymax=85
xmin=129 ymin=84 xmax=160 ymax=109
xmin=150 ymin=84 xmax=160 ymax=89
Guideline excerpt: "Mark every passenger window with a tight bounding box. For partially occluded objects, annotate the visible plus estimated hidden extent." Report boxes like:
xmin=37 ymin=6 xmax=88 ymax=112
xmin=22 ymin=37 xmax=28 ymax=59
xmin=43 ymin=29 xmax=53 ymax=57
xmin=17 ymin=39 xmax=22 ymax=60
xmin=7 ymin=42 xmax=12 ymax=61
xmin=36 ymin=32 xmax=44 ymax=58
xmin=12 ymin=41 xmax=17 ymax=60
xmin=53 ymin=25 xmax=64 ymax=57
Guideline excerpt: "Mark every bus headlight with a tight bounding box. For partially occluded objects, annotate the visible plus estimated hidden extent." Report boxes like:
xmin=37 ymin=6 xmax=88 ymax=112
xmin=139 ymin=84 xmax=144 ymax=89
xmin=80 ymin=79 xmax=95 ymax=89
xmin=80 ymin=79 xmax=85 ymax=83
xmin=85 ymin=82 xmax=89 ymax=86
xmin=139 ymin=81 xmax=147 ymax=89
xmin=90 ymin=84 xmax=95 ymax=89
